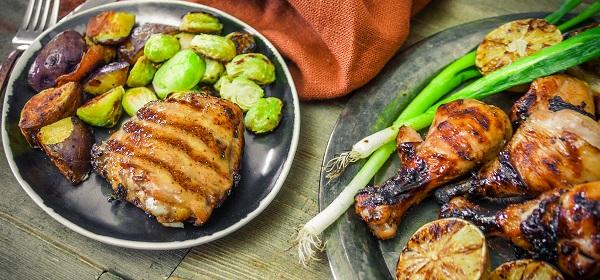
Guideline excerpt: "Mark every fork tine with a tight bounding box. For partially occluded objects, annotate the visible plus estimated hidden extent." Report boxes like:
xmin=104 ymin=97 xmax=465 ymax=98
xmin=37 ymin=0 xmax=51 ymax=31
xmin=20 ymin=0 xmax=36 ymax=30
xmin=48 ymin=0 xmax=60 ymax=27
xmin=29 ymin=0 xmax=43 ymax=31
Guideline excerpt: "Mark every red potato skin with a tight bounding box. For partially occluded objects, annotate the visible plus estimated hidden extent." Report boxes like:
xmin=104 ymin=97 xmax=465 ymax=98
xmin=18 ymin=82 xmax=83 ymax=147
xmin=56 ymin=44 xmax=116 ymax=86
xmin=37 ymin=117 xmax=94 ymax=185
xmin=27 ymin=30 xmax=86 ymax=92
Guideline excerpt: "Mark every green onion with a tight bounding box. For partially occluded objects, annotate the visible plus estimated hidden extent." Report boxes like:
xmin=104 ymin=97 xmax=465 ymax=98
xmin=297 ymin=3 xmax=600 ymax=264
xmin=324 ymin=0 xmax=592 ymax=180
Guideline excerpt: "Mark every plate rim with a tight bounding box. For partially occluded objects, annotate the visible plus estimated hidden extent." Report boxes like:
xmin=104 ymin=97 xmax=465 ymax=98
xmin=1 ymin=0 xmax=300 ymax=250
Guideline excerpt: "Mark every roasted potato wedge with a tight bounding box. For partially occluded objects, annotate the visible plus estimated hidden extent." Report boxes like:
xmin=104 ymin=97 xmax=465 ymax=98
xmin=77 ymin=86 xmax=124 ymax=128
xmin=19 ymin=82 xmax=83 ymax=147
xmin=476 ymin=19 xmax=561 ymax=75
xmin=83 ymin=62 xmax=129 ymax=95
xmin=56 ymin=44 xmax=116 ymax=86
xmin=27 ymin=30 xmax=86 ymax=92
xmin=118 ymin=23 xmax=178 ymax=64
xmin=37 ymin=117 xmax=94 ymax=185
xmin=86 ymin=11 xmax=135 ymax=45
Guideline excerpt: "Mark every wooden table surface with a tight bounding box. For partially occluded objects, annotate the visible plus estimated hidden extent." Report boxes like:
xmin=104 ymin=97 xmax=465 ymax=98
xmin=0 ymin=0 xmax=594 ymax=279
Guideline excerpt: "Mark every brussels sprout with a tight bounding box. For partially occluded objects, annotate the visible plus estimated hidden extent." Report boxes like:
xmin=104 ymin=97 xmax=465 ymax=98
xmin=225 ymin=31 xmax=256 ymax=54
xmin=153 ymin=49 xmax=205 ymax=99
xmin=76 ymin=86 xmax=124 ymax=127
xmin=127 ymin=56 xmax=157 ymax=87
xmin=170 ymin=86 xmax=218 ymax=99
xmin=226 ymin=53 xmax=275 ymax=85
xmin=144 ymin=34 xmax=181 ymax=63
xmin=219 ymin=76 xmax=264 ymax=111
xmin=83 ymin=62 xmax=129 ymax=95
xmin=190 ymin=34 xmax=236 ymax=62
xmin=180 ymin=12 xmax=223 ymax=34
xmin=244 ymin=97 xmax=283 ymax=134
xmin=200 ymin=58 xmax=225 ymax=84
xmin=175 ymin=32 xmax=196 ymax=49
xmin=86 ymin=11 xmax=135 ymax=45
xmin=122 ymin=87 xmax=158 ymax=116
xmin=118 ymin=23 xmax=179 ymax=64
xmin=214 ymin=75 xmax=232 ymax=91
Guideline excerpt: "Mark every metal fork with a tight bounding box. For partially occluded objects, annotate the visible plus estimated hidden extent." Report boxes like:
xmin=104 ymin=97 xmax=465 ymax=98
xmin=13 ymin=0 xmax=61 ymax=49
xmin=0 ymin=0 xmax=60 ymax=97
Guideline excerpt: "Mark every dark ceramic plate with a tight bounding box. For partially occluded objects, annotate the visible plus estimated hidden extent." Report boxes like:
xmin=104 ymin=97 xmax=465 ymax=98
xmin=2 ymin=0 xmax=299 ymax=249
xmin=319 ymin=13 xmax=594 ymax=279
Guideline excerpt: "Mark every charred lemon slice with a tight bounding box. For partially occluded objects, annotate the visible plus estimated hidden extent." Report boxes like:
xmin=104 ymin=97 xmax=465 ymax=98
xmin=476 ymin=18 xmax=562 ymax=75
xmin=396 ymin=218 xmax=488 ymax=280
xmin=489 ymin=259 xmax=564 ymax=280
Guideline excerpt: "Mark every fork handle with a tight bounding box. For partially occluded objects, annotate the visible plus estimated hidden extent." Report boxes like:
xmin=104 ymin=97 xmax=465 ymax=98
xmin=0 ymin=49 xmax=24 ymax=101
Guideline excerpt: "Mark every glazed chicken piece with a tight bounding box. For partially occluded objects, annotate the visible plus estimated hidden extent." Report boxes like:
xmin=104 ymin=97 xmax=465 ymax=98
xmin=440 ymin=181 xmax=600 ymax=279
xmin=355 ymin=99 xmax=512 ymax=239
xmin=92 ymin=94 xmax=244 ymax=226
xmin=436 ymin=75 xmax=600 ymax=202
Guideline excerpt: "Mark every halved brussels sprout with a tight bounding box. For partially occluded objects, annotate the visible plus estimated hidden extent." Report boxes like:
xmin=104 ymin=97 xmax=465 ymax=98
xmin=86 ymin=11 xmax=135 ymax=45
xmin=83 ymin=62 xmax=129 ymax=95
xmin=170 ymin=86 xmax=217 ymax=99
xmin=118 ymin=23 xmax=179 ymax=64
xmin=144 ymin=34 xmax=181 ymax=63
xmin=244 ymin=97 xmax=283 ymax=134
xmin=77 ymin=86 xmax=124 ymax=127
xmin=190 ymin=34 xmax=236 ymax=62
xmin=122 ymin=87 xmax=158 ymax=116
xmin=214 ymin=75 xmax=232 ymax=91
xmin=180 ymin=12 xmax=223 ymax=34
xmin=127 ymin=56 xmax=157 ymax=87
xmin=226 ymin=53 xmax=275 ymax=85
xmin=201 ymin=58 xmax=225 ymax=84
xmin=219 ymin=76 xmax=264 ymax=111
xmin=153 ymin=49 xmax=205 ymax=99
xmin=175 ymin=32 xmax=196 ymax=49
xmin=37 ymin=116 xmax=94 ymax=185
xmin=225 ymin=31 xmax=256 ymax=54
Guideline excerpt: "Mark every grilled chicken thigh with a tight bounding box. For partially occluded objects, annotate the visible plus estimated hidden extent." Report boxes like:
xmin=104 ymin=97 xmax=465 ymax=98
xmin=436 ymin=75 xmax=600 ymax=202
xmin=92 ymin=94 xmax=244 ymax=226
xmin=355 ymin=99 xmax=512 ymax=239
xmin=440 ymin=181 xmax=600 ymax=279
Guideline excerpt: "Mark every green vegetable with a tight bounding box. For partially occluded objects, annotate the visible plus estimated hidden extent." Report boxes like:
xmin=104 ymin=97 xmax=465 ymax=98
xmin=201 ymin=58 xmax=225 ymax=84
xmin=557 ymin=1 xmax=600 ymax=31
xmin=175 ymin=32 xmax=195 ymax=49
xmin=153 ymin=49 xmax=205 ymax=99
xmin=180 ymin=12 xmax=223 ymax=34
xmin=126 ymin=56 xmax=157 ymax=87
xmin=190 ymin=34 xmax=236 ymax=62
xmin=214 ymin=75 xmax=231 ymax=91
xmin=244 ymin=97 xmax=283 ymax=134
xmin=226 ymin=31 xmax=256 ymax=54
xmin=219 ymin=76 xmax=264 ymax=111
xmin=76 ymin=86 xmax=124 ymax=127
xmin=226 ymin=53 xmax=276 ymax=85
xmin=122 ymin=87 xmax=158 ymax=116
xmin=144 ymin=34 xmax=181 ymax=63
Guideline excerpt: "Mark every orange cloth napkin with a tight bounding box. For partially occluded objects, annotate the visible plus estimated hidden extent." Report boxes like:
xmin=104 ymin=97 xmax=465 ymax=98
xmin=61 ymin=0 xmax=429 ymax=100
xmin=193 ymin=0 xmax=429 ymax=100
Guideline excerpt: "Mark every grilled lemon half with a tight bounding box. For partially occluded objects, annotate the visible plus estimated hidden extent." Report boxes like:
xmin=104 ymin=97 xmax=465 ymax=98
xmin=396 ymin=218 xmax=489 ymax=280
xmin=476 ymin=18 xmax=562 ymax=75
xmin=489 ymin=259 xmax=564 ymax=280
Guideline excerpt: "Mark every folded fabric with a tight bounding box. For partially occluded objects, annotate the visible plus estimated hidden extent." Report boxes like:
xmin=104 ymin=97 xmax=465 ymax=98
xmin=194 ymin=0 xmax=429 ymax=100
xmin=59 ymin=0 xmax=429 ymax=100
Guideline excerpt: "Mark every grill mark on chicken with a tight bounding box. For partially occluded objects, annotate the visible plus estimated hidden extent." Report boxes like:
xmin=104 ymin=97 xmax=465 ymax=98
xmin=521 ymin=193 xmax=561 ymax=261
xmin=136 ymin=106 xmax=227 ymax=156
xmin=122 ymin=121 xmax=227 ymax=178
xmin=548 ymin=96 xmax=595 ymax=120
xmin=355 ymin=99 xmax=512 ymax=239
